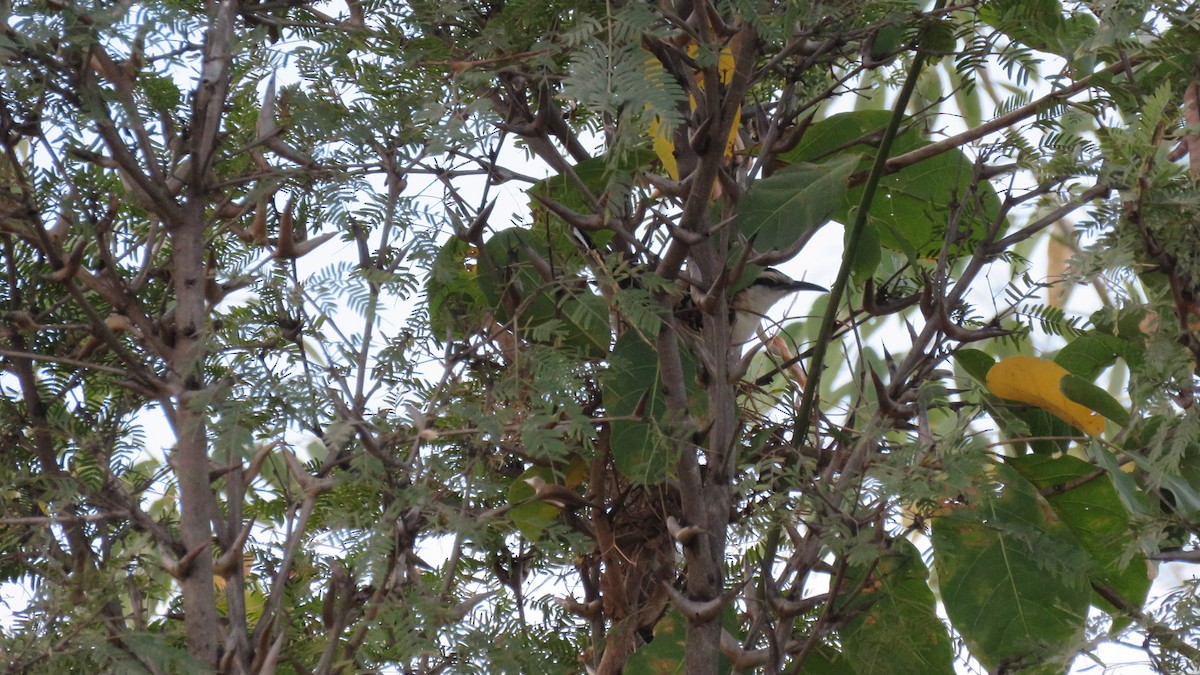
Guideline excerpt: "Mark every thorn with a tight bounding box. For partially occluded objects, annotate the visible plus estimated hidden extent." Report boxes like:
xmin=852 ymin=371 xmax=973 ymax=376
xmin=462 ymin=199 xmax=496 ymax=243
xmin=256 ymin=73 xmax=279 ymax=142
xmin=3 ymin=312 xmax=42 ymax=333
xmin=160 ymin=540 xmax=211 ymax=580
xmin=662 ymin=582 xmax=724 ymax=622
xmin=281 ymin=448 xmax=334 ymax=497
xmin=45 ymin=239 xmax=85 ymax=282
xmin=523 ymin=476 xmax=600 ymax=510
xmin=242 ymin=442 xmax=276 ymax=490
xmin=213 ymin=520 xmax=255 ymax=578
xmin=274 ymin=231 xmax=336 ymax=259
xmin=667 ymin=515 xmax=706 ymax=544
xmin=442 ymin=591 xmax=495 ymax=622
xmin=530 ymin=192 xmax=606 ymax=231
xmin=554 ymin=596 xmax=602 ymax=619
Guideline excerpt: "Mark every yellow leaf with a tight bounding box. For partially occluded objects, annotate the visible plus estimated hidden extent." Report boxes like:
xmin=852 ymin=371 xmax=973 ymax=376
xmin=649 ymin=115 xmax=679 ymax=180
xmin=687 ymin=42 xmax=736 ymax=90
xmin=643 ymin=52 xmax=680 ymax=180
xmin=986 ymin=356 xmax=1104 ymax=436
xmin=686 ymin=43 xmax=739 ymax=162
xmin=724 ymin=107 xmax=742 ymax=161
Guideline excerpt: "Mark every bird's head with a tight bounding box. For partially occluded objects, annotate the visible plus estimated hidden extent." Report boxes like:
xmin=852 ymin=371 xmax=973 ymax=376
xmin=729 ymin=268 xmax=827 ymax=345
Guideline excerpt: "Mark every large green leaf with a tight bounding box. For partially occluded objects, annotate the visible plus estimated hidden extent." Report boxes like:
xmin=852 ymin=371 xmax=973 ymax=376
xmin=784 ymin=110 xmax=927 ymax=162
xmin=932 ymin=462 xmax=1091 ymax=672
xmin=601 ymin=332 xmax=702 ymax=483
xmin=427 ymin=236 xmax=488 ymax=341
xmin=559 ymin=290 xmax=613 ymax=356
xmin=737 ymin=153 xmax=859 ymax=255
xmin=529 ymin=150 xmax=652 ymax=249
xmin=1177 ymin=446 xmax=1200 ymax=519
xmin=119 ymin=633 xmax=213 ymax=675
xmin=1007 ymin=454 xmax=1151 ymax=632
xmin=794 ymin=645 xmax=857 ymax=674
xmin=625 ymin=606 xmax=734 ymax=675
xmin=624 ymin=609 xmax=687 ymax=675
xmin=478 ymin=227 xmax=610 ymax=357
xmin=508 ymin=466 xmax=565 ymax=540
xmin=1054 ymin=332 xmax=1127 ymax=379
xmin=849 ymin=220 xmax=883 ymax=279
xmin=840 ymin=537 xmax=955 ymax=675
xmin=1060 ymin=374 xmax=1128 ymax=427
xmin=953 ymin=348 xmax=995 ymax=384
xmin=871 ymin=147 xmax=1000 ymax=259
xmin=1125 ymin=450 xmax=1200 ymax=520
xmin=1088 ymin=306 xmax=1154 ymax=369
xmin=780 ymin=110 xmax=1004 ymax=260
xmin=983 ymin=395 xmax=1077 ymax=455
xmin=1088 ymin=443 xmax=1157 ymax=518
xmin=979 ymin=0 xmax=1098 ymax=66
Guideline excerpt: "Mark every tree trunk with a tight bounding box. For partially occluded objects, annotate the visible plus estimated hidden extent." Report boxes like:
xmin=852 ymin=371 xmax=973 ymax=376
xmin=171 ymin=2 xmax=240 ymax=663
xmin=171 ymin=204 xmax=220 ymax=665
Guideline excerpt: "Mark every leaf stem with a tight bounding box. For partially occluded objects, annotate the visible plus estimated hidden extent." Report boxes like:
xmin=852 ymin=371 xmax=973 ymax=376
xmin=757 ymin=12 xmax=946 ymax=668
xmin=793 ymin=14 xmax=943 ymax=448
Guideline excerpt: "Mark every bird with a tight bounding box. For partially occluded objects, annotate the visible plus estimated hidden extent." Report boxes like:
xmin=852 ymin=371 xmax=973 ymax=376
xmin=728 ymin=268 xmax=826 ymax=347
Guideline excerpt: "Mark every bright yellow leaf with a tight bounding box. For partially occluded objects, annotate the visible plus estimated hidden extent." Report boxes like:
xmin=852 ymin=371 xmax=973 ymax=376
xmin=645 ymin=43 xmax=739 ymax=182
xmin=687 ymin=42 xmax=736 ymax=90
xmin=723 ymin=107 xmax=742 ymax=161
xmin=643 ymin=52 xmax=680 ymax=180
xmin=986 ymin=356 xmax=1104 ymax=436
xmin=686 ymin=43 xmax=739 ymax=162
xmin=649 ymin=115 xmax=679 ymax=180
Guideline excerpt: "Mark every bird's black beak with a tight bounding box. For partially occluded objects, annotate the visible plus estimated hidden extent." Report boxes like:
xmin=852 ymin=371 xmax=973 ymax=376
xmin=790 ymin=280 xmax=828 ymax=293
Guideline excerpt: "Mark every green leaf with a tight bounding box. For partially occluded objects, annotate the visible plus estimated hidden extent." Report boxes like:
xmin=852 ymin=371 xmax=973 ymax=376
xmin=784 ymin=110 xmax=927 ymax=162
xmin=868 ymin=25 xmax=906 ymax=61
xmin=979 ymin=0 xmax=1098 ymax=66
xmin=560 ymin=289 xmax=613 ymax=356
xmin=982 ymin=395 xmax=1076 ymax=456
xmin=1054 ymin=332 xmax=1126 ymax=379
xmin=873 ymin=148 xmax=999 ymax=257
xmin=120 ymin=633 xmax=213 ymax=675
xmin=1176 ymin=447 xmax=1200 ymax=519
xmin=1087 ymin=443 xmax=1157 ymax=518
xmin=1060 ymin=374 xmax=1128 ymax=427
xmin=954 ymin=348 xmax=995 ymax=384
xmin=1088 ymin=305 xmax=1151 ymax=368
xmin=1124 ymin=450 xmax=1200 ymax=520
xmin=477 ymin=226 xmax=533 ymax=307
xmin=602 ymin=332 xmax=699 ymax=483
xmin=625 ymin=609 xmax=687 ymax=674
xmin=780 ymin=110 xmax=1003 ymax=260
xmin=626 ymin=605 xmax=735 ymax=674
xmin=508 ymin=467 xmax=563 ymax=539
xmin=427 ymin=237 xmax=488 ymax=341
xmin=849 ymin=220 xmax=882 ymax=280
xmin=529 ymin=150 xmax=652 ymax=249
xmin=738 ymin=153 xmax=859 ymax=255
xmin=479 ymin=227 xmax=610 ymax=357
xmin=979 ymin=0 xmax=1066 ymax=53
xmin=932 ymin=462 xmax=1090 ymax=672
xmin=917 ymin=18 xmax=956 ymax=55
xmin=840 ymin=537 xmax=955 ymax=675
xmin=794 ymin=645 xmax=857 ymax=674
xmin=1006 ymin=454 xmax=1151 ymax=632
